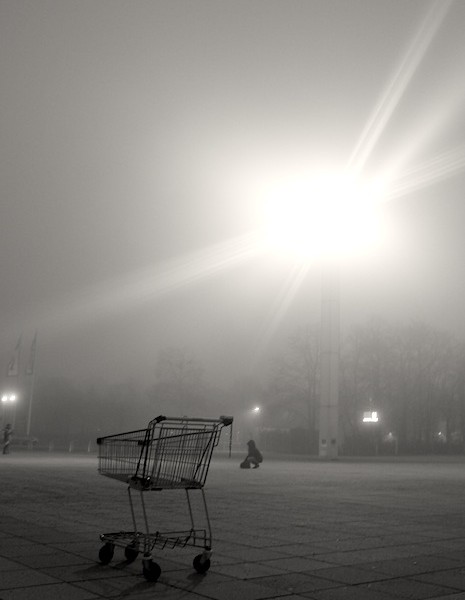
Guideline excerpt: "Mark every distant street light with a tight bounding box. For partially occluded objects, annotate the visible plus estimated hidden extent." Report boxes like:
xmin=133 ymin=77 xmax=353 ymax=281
xmin=247 ymin=406 xmax=262 ymax=442
xmin=1 ymin=393 xmax=17 ymax=427
xmin=1 ymin=394 xmax=16 ymax=403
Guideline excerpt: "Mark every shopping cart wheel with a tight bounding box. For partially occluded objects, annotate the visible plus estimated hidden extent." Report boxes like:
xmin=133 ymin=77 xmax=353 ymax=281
xmin=124 ymin=543 xmax=139 ymax=563
xmin=193 ymin=553 xmax=211 ymax=574
xmin=142 ymin=559 xmax=161 ymax=582
xmin=98 ymin=543 xmax=114 ymax=565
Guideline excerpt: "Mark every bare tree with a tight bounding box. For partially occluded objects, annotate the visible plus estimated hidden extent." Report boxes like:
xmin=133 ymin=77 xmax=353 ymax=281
xmin=266 ymin=325 xmax=320 ymax=432
xmin=266 ymin=316 xmax=465 ymax=454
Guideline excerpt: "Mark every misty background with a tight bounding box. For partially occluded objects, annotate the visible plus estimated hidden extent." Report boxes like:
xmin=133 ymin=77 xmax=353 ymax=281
xmin=1 ymin=1 xmax=465 ymax=448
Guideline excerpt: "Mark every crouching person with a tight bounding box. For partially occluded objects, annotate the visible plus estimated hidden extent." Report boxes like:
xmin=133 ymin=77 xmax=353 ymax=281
xmin=240 ymin=439 xmax=263 ymax=469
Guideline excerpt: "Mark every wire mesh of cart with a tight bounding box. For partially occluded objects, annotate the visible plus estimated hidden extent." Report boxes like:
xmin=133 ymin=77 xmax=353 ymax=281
xmin=96 ymin=414 xmax=233 ymax=581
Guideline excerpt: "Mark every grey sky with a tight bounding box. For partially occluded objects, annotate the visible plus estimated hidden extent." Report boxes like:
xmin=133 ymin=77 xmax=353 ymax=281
xmin=1 ymin=0 xmax=465 ymax=387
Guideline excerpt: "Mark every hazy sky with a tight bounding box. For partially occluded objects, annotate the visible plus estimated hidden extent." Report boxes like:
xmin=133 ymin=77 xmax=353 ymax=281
xmin=1 ymin=0 xmax=465 ymax=388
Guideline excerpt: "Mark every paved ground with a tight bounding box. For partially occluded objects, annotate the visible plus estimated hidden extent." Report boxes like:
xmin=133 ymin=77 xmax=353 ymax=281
xmin=2 ymin=452 xmax=465 ymax=599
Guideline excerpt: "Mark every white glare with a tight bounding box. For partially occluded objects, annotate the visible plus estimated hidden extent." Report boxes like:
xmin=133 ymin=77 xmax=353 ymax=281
xmin=262 ymin=172 xmax=385 ymax=262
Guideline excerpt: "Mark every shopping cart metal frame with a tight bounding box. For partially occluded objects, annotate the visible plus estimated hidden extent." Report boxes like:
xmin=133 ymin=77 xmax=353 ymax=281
xmin=96 ymin=414 xmax=233 ymax=581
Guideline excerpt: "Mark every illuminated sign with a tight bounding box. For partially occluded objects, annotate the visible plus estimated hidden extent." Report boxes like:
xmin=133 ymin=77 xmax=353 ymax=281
xmin=363 ymin=411 xmax=379 ymax=423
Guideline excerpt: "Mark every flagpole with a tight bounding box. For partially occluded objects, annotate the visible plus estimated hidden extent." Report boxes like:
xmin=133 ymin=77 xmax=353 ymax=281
xmin=6 ymin=335 xmax=22 ymax=429
xmin=26 ymin=332 xmax=38 ymax=438
xmin=26 ymin=370 xmax=35 ymax=437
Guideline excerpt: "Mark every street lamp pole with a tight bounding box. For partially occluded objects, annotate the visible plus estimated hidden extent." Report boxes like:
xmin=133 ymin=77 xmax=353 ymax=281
xmin=261 ymin=172 xmax=380 ymax=460
xmin=318 ymin=262 xmax=339 ymax=459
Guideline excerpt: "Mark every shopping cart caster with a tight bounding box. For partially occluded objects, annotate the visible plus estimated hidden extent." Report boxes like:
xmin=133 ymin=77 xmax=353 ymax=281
xmin=124 ymin=542 xmax=139 ymax=563
xmin=142 ymin=557 xmax=161 ymax=582
xmin=193 ymin=553 xmax=211 ymax=574
xmin=98 ymin=543 xmax=114 ymax=565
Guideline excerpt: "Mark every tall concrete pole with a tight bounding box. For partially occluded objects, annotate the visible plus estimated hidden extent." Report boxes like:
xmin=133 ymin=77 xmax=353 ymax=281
xmin=318 ymin=262 xmax=339 ymax=459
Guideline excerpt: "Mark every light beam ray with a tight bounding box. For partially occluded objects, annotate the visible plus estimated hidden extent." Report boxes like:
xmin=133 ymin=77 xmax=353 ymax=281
xmin=37 ymin=231 xmax=262 ymax=330
xmin=348 ymin=0 xmax=454 ymax=174
xmin=382 ymin=143 xmax=465 ymax=202
xmin=253 ymin=261 xmax=310 ymax=360
xmin=375 ymin=84 xmax=465 ymax=182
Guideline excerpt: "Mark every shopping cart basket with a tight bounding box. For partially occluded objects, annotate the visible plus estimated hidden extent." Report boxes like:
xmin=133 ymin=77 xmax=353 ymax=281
xmin=96 ymin=414 xmax=233 ymax=581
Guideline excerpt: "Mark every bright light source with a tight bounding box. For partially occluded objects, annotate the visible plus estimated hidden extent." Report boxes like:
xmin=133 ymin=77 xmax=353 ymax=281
xmin=363 ymin=411 xmax=379 ymax=423
xmin=252 ymin=406 xmax=261 ymax=414
xmin=261 ymin=171 xmax=386 ymax=262
xmin=1 ymin=394 xmax=16 ymax=403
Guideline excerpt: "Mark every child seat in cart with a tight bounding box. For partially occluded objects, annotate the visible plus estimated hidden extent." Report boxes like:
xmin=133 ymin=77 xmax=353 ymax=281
xmin=96 ymin=414 xmax=233 ymax=582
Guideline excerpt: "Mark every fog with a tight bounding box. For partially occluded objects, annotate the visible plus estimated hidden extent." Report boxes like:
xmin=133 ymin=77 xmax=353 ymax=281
xmin=1 ymin=0 xmax=465 ymax=393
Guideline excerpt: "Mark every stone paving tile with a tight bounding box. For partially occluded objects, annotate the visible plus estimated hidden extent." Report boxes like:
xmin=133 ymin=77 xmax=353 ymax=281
xmin=306 ymin=564 xmax=391 ymax=585
xmin=0 ymin=567 xmax=62 ymax=590
xmin=121 ymin=588 xmax=221 ymax=600
xmin=242 ymin=573 xmax=339 ymax=595
xmin=51 ymin=540 xmax=108 ymax=561
xmin=314 ymin=549 xmax=393 ymax=566
xmin=427 ymin=594 xmax=465 ymax=600
xmin=267 ymin=543 xmax=329 ymax=556
xmin=261 ymin=556 xmax=334 ymax=572
xmin=0 ymin=556 xmax=26 ymax=572
xmin=187 ymin=578 xmax=318 ymax=600
xmin=202 ymin=553 xmax=244 ymax=567
xmin=75 ymin=575 xmax=182 ymax=599
xmin=0 ymin=582 xmax=100 ymax=600
xmin=425 ymin=540 xmax=465 ymax=553
xmin=12 ymin=549 xmax=91 ymax=569
xmin=317 ymin=544 xmax=436 ymax=566
xmin=402 ymin=543 xmax=462 ymax=558
xmin=215 ymin=545 xmax=290 ymax=562
xmin=233 ymin=572 xmax=336 ymax=595
xmin=210 ymin=560 xmax=290 ymax=579
xmin=366 ymin=555 xmax=464 ymax=577
xmin=311 ymin=536 xmax=394 ymax=552
xmin=160 ymin=566 xmax=240 ymax=593
xmin=359 ymin=576 xmax=460 ymax=598
xmin=151 ymin=556 xmax=196 ymax=573
xmin=0 ymin=539 xmax=49 ymax=558
xmin=40 ymin=561 xmax=134 ymax=583
xmin=414 ymin=568 xmax=465 ymax=591
xmin=301 ymin=585 xmax=399 ymax=599
xmin=264 ymin=596 xmax=319 ymax=600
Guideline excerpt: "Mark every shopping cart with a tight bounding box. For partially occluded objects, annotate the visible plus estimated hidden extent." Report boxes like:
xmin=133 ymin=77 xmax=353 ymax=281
xmin=96 ymin=414 xmax=233 ymax=581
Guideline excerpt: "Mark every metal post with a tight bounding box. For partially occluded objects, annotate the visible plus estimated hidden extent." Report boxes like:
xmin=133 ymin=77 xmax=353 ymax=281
xmin=319 ymin=262 xmax=339 ymax=459
xmin=26 ymin=369 xmax=35 ymax=437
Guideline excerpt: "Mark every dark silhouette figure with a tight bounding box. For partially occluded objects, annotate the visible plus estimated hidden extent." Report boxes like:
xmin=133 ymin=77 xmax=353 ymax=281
xmin=3 ymin=423 xmax=13 ymax=454
xmin=240 ymin=439 xmax=263 ymax=469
